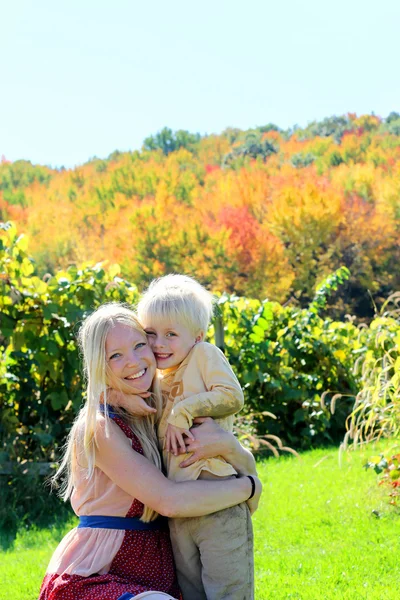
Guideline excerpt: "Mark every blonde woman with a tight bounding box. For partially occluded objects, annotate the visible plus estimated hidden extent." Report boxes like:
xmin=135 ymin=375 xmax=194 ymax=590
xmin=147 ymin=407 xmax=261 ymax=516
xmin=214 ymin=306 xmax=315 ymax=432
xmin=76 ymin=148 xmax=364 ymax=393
xmin=39 ymin=304 xmax=261 ymax=600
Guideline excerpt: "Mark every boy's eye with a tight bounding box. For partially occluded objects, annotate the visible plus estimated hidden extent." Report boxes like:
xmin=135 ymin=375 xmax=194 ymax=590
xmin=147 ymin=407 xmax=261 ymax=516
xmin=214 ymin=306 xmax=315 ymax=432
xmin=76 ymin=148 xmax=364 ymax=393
xmin=166 ymin=332 xmax=177 ymax=337
xmin=145 ymin=331 xmax=155 ymax=337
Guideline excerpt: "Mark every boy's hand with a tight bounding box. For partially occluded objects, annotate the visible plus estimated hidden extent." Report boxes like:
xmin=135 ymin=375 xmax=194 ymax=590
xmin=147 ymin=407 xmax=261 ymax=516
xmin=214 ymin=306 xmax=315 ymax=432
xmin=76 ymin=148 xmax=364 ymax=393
xmin=106 ymin=388 xmax=157 ymax=417
xmin=165 ymin=424 xmax=195 ymax=456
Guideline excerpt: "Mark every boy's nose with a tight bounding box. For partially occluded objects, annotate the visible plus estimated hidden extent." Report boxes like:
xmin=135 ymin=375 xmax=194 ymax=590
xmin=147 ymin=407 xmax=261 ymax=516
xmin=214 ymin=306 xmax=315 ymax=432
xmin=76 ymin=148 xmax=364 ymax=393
xmin=152 ymin=336 xmax=165 ymax=349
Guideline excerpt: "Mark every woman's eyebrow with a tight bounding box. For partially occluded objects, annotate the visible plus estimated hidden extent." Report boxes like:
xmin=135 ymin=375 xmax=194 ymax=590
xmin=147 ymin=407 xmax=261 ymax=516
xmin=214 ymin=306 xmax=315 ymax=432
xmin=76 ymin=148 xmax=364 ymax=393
xmin=107 ymin=345 xmax=123 ymax=355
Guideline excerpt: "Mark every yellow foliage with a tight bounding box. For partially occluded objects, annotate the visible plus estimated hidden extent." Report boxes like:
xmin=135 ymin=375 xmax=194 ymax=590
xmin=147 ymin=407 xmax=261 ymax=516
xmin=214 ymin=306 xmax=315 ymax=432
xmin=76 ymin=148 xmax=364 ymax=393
xmin=1 ymin=114 xmax=399 ymax=312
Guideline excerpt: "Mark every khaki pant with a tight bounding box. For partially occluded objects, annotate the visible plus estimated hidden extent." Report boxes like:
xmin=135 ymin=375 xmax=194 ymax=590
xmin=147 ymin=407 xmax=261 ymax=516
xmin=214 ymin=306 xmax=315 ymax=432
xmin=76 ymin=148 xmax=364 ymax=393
xmin=168 ymin=503 xmax=254 ymax=600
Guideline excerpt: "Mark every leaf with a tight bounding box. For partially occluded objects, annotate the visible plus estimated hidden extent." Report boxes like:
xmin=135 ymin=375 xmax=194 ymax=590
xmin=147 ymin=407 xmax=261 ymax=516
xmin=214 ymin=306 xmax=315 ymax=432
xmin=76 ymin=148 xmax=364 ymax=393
xmin=249 ymin=333 xmax=263 ymax=343
xmin=252 ymin=325 xmax=265 ymax=338
xmin=293 ymin=409 xmax=305 ymax=424
xmin=16 ymin=234 xmax=29 ymax=252
xmin=46 ymin=389 xmax=69 ymax=411
xmin=43 ymin=302 xmax=60 ymax=320
xmin=53 ymin=331 xmax=65 ymax=347
xmin=108 ymin=264 xmax=121 ymax=279
xmin=333 ymin=349 xmax=346 ymax=362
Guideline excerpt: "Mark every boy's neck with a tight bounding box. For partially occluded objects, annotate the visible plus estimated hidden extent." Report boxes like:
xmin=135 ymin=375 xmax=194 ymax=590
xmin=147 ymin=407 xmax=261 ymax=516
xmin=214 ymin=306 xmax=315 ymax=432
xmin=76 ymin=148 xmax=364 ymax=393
xmin=160 ymin=363 xmax=181 ymax=376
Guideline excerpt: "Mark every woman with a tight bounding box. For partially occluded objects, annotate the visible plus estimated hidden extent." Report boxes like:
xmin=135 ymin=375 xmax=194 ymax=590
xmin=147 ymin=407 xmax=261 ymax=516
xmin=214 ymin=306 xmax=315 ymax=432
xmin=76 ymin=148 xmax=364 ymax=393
xmin=39 ymin=303 xmax=261 ymax=600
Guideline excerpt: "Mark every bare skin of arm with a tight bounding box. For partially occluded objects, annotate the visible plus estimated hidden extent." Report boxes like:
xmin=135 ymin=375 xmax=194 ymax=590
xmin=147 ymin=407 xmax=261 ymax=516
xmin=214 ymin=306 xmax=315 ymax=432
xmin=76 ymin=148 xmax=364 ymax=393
xmin=94 ymin=417 xmax=261 ymax=519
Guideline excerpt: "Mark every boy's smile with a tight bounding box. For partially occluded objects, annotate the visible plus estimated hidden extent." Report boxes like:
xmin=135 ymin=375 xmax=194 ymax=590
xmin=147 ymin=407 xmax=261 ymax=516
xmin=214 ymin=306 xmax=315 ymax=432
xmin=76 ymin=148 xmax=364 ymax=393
xmin=143 ymin=320 xmax=203 ymax=370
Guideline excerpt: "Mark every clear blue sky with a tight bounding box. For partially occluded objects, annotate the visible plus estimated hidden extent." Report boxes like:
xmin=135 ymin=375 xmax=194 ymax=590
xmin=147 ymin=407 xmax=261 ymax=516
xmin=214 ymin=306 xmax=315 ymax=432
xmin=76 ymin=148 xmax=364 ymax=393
xmin=1 ymin=0 xmax=399 ymax=168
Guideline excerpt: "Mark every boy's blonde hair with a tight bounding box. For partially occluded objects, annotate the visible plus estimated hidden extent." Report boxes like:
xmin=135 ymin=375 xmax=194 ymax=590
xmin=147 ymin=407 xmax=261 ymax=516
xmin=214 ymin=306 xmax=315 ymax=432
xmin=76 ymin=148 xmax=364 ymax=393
xmin=51 ymin=303 xmax=163 ymax=522
xmin=137 ymin=274 xmax=214 ymax=335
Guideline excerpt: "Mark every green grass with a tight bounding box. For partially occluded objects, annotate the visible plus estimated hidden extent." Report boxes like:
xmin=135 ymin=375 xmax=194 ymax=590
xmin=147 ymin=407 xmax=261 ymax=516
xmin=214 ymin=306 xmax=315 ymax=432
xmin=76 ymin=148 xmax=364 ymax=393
xmin=1 ymin=443 xmax=399 ymax=600
xmin=253 ymin=442 xmax=400 ymax=599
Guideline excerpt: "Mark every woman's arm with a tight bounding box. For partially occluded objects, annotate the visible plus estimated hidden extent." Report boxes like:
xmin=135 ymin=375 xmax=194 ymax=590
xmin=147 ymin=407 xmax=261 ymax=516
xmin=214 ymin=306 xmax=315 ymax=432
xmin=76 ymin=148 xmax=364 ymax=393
xmin=180 ymin=417 xmax=261 ymax=514
xmin=94 ymin=418 xmax=259 ymax=519
xmin=180 ymin=417 xmax=257 ymax=476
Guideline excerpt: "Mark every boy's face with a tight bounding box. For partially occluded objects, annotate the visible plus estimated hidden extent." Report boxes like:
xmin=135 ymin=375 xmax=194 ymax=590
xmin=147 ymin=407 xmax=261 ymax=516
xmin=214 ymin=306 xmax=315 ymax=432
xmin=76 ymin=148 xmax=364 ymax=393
xmin=143 ymin=320 xmax=203 ymax=370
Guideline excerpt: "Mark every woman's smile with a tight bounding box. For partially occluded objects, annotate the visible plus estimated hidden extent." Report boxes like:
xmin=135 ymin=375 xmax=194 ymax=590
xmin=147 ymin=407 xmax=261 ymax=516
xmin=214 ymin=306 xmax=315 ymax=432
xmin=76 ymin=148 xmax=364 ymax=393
xmin=106 ymin=324 xmax=156 ymax=394
xmin=125 ymin=368 xmax=147 ymax=380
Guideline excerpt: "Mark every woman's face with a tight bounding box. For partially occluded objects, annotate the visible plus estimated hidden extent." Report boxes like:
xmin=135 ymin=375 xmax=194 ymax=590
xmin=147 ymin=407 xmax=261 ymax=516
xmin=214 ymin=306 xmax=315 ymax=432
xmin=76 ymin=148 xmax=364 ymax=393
xmin=105 ymin=323 xmax=156 ymax=395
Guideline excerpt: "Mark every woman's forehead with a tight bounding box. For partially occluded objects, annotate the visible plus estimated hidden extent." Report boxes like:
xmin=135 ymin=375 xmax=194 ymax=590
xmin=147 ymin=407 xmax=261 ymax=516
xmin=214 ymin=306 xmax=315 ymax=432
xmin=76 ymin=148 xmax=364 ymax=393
xmin=106 ymin=323 xmax=145 ymax=347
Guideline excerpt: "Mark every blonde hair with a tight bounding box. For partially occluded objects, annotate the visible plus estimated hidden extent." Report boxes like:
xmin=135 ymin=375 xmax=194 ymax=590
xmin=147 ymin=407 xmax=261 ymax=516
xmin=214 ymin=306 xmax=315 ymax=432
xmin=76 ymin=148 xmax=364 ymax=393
xmin=137 ymin=274 xmax=214 ymax=335
xmin=52 ymin=303 xmax=163 ymax=522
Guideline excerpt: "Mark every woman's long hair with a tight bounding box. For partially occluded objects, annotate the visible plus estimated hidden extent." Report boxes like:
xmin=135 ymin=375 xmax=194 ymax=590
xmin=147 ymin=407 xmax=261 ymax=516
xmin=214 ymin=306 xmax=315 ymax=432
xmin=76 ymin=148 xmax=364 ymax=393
xmin=51 ymin=303 xmax=163 ymax=522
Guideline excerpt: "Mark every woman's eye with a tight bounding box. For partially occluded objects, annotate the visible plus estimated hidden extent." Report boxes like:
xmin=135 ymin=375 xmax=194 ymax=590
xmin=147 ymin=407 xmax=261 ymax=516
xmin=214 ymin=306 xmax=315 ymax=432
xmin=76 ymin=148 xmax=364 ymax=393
xmin=135 ymin=342 xmax=146 ymax=349
xmin=109 ymin=353 xmax=121 ymax=360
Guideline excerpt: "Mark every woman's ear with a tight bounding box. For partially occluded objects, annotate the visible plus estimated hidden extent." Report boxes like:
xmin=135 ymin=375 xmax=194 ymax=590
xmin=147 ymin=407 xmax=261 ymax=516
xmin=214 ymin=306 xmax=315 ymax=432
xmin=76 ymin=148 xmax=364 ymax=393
xmin=195 ymin=331 xmax=205 ymax=343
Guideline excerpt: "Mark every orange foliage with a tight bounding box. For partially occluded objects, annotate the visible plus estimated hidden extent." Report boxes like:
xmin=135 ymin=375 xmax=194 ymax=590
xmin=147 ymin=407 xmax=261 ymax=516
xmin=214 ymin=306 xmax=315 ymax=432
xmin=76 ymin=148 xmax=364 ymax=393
xmin=0 ymin=113 xmax=399 ymax=314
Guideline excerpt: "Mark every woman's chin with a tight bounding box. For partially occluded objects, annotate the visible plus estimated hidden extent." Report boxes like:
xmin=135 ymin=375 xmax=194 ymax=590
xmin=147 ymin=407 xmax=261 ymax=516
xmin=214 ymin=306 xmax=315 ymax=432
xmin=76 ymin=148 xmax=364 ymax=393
xmin=123 ymin=372 xmax=153 ymax=394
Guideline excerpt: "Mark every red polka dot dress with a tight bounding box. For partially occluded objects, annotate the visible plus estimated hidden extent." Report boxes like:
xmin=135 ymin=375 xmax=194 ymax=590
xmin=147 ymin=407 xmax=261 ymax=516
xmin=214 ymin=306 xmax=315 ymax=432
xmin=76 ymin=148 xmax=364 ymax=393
xmin=39 ymin=416 xmax=181 ymax=600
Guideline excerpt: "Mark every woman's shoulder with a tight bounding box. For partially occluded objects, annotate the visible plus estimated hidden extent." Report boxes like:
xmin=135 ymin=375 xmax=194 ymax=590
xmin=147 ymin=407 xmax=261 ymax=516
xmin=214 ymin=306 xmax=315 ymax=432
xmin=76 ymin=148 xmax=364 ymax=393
xmin=72 ymin=411 xmax=130 ymax=448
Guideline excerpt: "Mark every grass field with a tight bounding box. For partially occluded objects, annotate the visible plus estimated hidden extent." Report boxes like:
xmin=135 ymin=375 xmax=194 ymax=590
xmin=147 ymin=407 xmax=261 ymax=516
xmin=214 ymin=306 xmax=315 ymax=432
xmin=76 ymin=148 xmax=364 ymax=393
xmin=1 ymin=442 xmax=399 ymax=600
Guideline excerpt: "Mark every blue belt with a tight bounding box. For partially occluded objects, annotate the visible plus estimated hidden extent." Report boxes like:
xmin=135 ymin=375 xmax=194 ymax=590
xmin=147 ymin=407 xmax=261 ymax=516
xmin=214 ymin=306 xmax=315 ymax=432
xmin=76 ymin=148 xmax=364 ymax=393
xmin=78 ymin=515 xmax=167 ymax=531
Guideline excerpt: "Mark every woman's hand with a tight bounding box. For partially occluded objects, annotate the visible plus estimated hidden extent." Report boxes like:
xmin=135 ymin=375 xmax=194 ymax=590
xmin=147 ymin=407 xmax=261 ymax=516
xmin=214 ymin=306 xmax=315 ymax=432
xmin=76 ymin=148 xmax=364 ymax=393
xmin=246 ymin=475 xmax=262 ymax=515
xmin=179 ymin=417 xmax=231 ymax=467
xmin=106 ymin=388 xmax=157 ymax=417
xmin=180 ymin=417 xmax=262 ymax=514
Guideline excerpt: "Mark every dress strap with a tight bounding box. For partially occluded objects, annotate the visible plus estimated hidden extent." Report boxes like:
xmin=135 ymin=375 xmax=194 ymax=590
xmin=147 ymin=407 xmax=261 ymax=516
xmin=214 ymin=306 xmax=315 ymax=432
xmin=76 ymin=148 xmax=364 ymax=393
xmin=78 ymin=515 xmax=168 ymax=530
xmin=99 ymin=403 xmax=119 ymax=419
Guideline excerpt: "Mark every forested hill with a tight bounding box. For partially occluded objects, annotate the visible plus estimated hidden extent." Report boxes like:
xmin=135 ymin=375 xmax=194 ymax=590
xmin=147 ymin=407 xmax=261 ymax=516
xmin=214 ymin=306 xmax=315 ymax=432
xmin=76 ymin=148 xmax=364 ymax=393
xmin=1 ymin=112 xmax=400 ymax=318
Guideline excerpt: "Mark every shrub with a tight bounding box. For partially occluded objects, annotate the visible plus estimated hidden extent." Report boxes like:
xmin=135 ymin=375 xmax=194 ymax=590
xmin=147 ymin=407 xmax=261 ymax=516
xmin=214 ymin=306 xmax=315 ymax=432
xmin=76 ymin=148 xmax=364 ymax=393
xmin=364 ymin=450 xmax=400 ymax=507
xmin=0 ymin=221 xmax=140 ymax=468
xmin=217 ymin=268 xmax=360 ymax=449
xmin=341 ymin=294 xmax=400 ymax=448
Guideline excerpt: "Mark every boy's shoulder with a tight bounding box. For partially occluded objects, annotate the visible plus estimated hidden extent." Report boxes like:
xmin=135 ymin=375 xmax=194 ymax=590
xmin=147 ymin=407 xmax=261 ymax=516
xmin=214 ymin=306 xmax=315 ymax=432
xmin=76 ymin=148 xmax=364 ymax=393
xmin=189 ymin=341 xmax=228 ymax=364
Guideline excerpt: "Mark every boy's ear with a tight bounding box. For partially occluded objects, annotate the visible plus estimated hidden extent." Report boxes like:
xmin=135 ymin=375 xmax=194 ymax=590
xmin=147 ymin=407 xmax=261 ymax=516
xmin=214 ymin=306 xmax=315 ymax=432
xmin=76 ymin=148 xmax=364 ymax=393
xmin=195 ymin=331 xmax=204 ymax=343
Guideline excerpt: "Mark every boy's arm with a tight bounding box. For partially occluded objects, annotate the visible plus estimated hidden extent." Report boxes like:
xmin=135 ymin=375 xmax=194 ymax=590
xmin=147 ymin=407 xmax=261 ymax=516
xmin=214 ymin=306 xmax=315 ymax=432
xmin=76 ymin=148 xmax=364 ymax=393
xmin=167 ymin=344 xmax=244 ymax=430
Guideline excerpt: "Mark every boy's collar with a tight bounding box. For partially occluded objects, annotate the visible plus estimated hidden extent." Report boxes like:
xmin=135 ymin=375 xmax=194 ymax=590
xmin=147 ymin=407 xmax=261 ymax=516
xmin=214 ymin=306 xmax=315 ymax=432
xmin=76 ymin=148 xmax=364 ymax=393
xmin=159 ymin=364 xmax=180 ymax=377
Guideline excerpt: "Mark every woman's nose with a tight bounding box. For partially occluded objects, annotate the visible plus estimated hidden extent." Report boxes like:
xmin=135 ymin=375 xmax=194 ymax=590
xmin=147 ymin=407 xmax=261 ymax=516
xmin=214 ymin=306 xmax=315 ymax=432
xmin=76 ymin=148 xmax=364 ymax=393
xmin=126 ymin=350 xmax=140 ymax=366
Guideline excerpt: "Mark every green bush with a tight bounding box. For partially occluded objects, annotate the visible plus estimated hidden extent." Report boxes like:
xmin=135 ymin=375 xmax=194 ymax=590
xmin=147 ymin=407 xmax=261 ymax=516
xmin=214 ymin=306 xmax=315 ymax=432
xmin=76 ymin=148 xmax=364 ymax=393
xmin=342 ymin=294 xmax=400 ymax=447
xmin=2 ymin=221 xmax=397 ymax=526
xmin=0 ymin=221 xmax=140 ymax=469
xmin=218 ymin=268 xmax=360 ymax=449
xmin=0 ymin=467 xmax=73 ymax=543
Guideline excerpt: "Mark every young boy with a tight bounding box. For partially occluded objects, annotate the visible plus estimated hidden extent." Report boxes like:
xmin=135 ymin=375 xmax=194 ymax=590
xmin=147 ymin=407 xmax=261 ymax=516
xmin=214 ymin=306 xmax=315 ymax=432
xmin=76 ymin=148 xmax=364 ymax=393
xmin=137 ymin=274 xmax=254 ymax=600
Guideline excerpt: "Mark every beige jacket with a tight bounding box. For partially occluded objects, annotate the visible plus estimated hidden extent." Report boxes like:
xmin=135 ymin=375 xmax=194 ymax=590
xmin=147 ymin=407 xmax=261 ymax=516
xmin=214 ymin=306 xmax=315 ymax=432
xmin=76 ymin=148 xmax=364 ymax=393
xmin=157 ymin=342 xmax=244 ymax=482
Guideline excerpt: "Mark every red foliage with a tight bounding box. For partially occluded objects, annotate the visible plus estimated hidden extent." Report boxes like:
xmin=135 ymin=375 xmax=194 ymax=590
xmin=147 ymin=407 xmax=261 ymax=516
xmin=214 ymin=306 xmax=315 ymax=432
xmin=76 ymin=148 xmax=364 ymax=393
xmin=218 ymin=205 xmax=261 ymax=266
xmin=205 ymin=164 xmax=220 ymax=174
